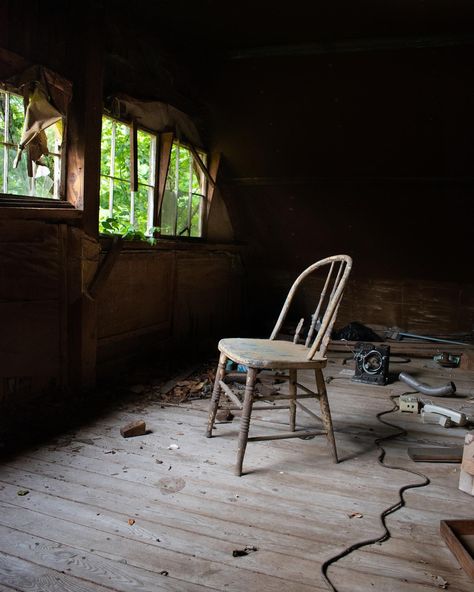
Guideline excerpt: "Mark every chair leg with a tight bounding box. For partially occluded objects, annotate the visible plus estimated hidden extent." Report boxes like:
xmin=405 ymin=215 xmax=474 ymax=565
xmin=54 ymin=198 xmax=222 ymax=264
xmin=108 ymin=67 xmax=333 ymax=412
xmin=315 ymin=368 xmax=338 ymax=463
xmin=206 ymin=352 xmax=227 ymax=438
xmin=235 ymin=367 xmax=258 ymax=476
xmin=289 ymin=368 xmax=297 ymax=431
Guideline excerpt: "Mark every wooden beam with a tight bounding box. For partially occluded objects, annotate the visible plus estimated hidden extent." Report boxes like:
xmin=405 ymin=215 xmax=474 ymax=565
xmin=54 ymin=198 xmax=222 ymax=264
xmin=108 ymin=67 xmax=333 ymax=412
xmin=130 ymin=119 xmax=138 ymax=193
xmin=66 ymin=16 xmax=104 ymax=237
xmin=87 ymin=236 xmax=123 ymax=300
xmin=228 ymin=33 xmax=474 ymax=60
xmin=156 ymin=132 xmax=174 ymax=229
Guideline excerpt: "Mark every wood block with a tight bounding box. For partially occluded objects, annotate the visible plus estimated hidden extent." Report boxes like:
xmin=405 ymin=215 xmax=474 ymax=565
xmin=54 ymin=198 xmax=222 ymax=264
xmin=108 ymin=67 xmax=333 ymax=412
xmin=408 ymin=446 xmax=463 ymax=463
xmin=460 ymin=350 xmax=474 ymax=371
xmin=440 ymin=520 xmax=474 ymax=579
xmin=461 ymin=432 xmax=474 ymax=475
xmin=120 ymin=420 xmax=146 ymax=438
xmin=459 ymin=469 xmax=474 ymax=496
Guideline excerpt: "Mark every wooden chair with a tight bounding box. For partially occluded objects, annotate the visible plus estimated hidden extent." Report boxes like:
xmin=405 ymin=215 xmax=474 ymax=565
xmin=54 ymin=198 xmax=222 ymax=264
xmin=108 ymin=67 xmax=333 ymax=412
xmin=205 ymin=254 xmax=353 ymax=476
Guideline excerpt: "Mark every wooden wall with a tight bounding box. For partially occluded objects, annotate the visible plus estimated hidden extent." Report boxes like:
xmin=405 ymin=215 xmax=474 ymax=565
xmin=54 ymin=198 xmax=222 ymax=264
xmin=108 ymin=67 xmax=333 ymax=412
xmin=206 ymin=45 xmax=474 ymax=336
xmin=2 ymin=2 xmax=473 ymax=416
xmin=0 ymin=2 xmax=240 ymax=413
xmin=0 ymin=220 xmax=66 ymax=407
xmin=97 ymin=246 xmax=242 ymax=377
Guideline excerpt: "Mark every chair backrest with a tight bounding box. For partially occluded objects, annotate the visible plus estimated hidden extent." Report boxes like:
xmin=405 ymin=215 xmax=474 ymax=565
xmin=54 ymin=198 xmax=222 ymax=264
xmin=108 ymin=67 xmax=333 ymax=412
xmin=269 ymin=255 xmax=352 ymax=359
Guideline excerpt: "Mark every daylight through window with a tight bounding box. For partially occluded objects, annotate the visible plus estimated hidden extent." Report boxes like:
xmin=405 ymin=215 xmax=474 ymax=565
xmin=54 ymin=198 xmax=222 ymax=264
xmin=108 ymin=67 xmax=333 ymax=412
xmin=161 ymin=141 xmax=207 ymax=238
xmin=0 ymin=89 xmax=62 ymax=199
xmin=100 ymin=116 xmax=157 ymax=237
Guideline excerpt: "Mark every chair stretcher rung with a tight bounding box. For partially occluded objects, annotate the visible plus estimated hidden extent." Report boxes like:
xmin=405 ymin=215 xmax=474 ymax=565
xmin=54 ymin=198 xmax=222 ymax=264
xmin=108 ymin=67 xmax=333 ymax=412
xmin=248 ymin=430 xmax=327 ymax=442
xmin=255 ymin=393 xmax=315 ymax=402
xmin=295 ymin=382 xmax=317 ymax=396
xmin=227 ymin=404 xmax=290 ymax=411
xmin=219 ymin=380 xmax=242 ymax=408
xmin=295 ymin=401 xmax=323 ymax=424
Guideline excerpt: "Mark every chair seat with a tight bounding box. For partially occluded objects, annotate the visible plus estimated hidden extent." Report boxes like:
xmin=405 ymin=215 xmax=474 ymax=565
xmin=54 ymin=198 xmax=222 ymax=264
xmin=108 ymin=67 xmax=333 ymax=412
xmin=219 ymin=338 xmax=327 ymax=369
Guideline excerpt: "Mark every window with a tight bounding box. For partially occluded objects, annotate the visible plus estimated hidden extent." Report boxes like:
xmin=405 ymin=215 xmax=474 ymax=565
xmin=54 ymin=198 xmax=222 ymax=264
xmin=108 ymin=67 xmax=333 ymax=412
xmin=99 ymin=115 xmax=208 ymax=240
xmin=99 ymin=116 xmax=157 ymax=237
xmin=160 ymin=141 xmax=207 ymax=238
xmin=0 ymin=89 xmax=63 ymax=199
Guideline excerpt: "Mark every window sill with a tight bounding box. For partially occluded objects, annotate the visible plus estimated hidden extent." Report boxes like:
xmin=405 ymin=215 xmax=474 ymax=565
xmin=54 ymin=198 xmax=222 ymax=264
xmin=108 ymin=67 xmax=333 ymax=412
xmin=0 ymin=196 xmax=82 ymax=222
xmin=99 ymin=234 xmax=242 ymax=253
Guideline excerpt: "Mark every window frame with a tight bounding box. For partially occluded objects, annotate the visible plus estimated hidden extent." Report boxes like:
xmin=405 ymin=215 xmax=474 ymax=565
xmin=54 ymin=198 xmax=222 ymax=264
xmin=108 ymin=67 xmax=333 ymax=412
xmin=159 ymin=139 xmax=208 ymax=239
xmin=99 ymin=114 xmax=159 ymax=236
xmin=0 ymin=85 xmax=69 ymax=207
xmin=99 ymin=113 xmax=211 ymax=242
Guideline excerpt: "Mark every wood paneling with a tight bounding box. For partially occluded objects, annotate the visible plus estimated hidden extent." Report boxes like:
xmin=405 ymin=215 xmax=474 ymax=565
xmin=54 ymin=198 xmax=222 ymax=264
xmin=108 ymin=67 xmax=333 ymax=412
xmin=0 ymin=221 xmax=64 ymax=381
xmin=98 ymin=252 xmax=175 ymax=339
xmin=173 ymin=253 xmax=241 ymax=345
xmin=250 ymin=269 xmax=474 ymax=337
xmin=96 ymin=249 xmax=242 ymax=371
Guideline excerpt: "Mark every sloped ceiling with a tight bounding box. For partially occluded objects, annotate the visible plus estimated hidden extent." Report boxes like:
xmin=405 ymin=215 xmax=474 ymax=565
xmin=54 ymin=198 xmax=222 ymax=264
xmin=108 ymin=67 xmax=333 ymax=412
xmin=112 ymin=0 xmax=474 ymax=54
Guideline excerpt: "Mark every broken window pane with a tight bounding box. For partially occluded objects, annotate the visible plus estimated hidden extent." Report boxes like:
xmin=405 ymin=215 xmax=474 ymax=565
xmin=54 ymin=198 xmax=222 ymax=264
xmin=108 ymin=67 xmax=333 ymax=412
xmin=7 ymin=146 xmax=30 ymax=195
xmin=162 ymin=141 xmax=206 ymax=238
xmin=0 ymin=89 xmax=63 ymax=199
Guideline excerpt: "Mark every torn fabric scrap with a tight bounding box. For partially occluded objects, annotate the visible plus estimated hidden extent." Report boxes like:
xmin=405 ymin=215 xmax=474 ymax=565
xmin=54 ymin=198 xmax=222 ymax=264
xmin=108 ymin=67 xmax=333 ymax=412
xmin=13 ymin=85 xmax=62 ymax=169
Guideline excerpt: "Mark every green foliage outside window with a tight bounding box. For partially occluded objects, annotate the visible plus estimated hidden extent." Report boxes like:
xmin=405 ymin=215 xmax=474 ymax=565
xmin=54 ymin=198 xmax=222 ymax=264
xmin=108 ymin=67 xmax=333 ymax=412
xmin=1 ymin=90 xmax=61 ymax=198
xmin=161 ymin=142 xmax=206 ymax=237
xmin=99 ymin=116 xmax=207 ymax=241
xmin=99 ymin=116 xmax=156 ymax=240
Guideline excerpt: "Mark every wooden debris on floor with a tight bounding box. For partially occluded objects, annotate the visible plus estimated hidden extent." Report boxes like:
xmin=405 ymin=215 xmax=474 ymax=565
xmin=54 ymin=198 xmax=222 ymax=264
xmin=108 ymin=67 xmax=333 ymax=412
xmin=440 ymin=520 xmax=474 ymax=580
xmin=1 ymin=355 xmax=474 ymax=591
xmin=459 ymin=432 xmax=474 ymax=495
xmin=158 ymin=364 xmax=216 ymax=404
xmin=120 ymin=419 xmax=147 ymax=438
xmin=407 ymin=446 xmax=464 ymax=463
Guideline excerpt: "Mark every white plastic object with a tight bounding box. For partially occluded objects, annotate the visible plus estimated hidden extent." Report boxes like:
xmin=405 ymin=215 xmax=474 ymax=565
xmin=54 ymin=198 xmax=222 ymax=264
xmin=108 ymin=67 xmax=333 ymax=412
xmin=423 ymin=404 xmax=467 ymax=426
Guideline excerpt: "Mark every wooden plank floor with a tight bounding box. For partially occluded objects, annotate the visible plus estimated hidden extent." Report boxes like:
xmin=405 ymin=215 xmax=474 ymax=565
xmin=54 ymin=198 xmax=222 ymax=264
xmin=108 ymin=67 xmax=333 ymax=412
xmin=0 ymin=355 xmax=473 ymax=591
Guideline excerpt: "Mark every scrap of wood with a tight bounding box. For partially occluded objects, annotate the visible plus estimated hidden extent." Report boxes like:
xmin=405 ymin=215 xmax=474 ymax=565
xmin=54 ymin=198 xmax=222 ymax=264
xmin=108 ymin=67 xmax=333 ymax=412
xmin=120 ymin=420 xmax=146 ymax=438
xmin=460 ymin=350 xmax=474 ymax=371
xmin=440 ymin=520 xmax=474 ymax=579
xmin=459 ymin=469 xmax=474 ymax=496
xmin=461 ymin=433 xmax=474 ymax=476
xmin=407 ymin=446 xmax=463 ymax=462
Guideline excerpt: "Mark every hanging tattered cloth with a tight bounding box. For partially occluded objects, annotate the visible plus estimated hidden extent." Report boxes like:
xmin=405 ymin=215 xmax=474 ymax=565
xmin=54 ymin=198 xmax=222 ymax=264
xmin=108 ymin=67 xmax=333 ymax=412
xmin=3 ymin=64 xmax=72 ymax=174
xmin=13 ymin=84 xmax=62 ymax=169
xmin=109 ymin=93 xmax=203 ymax=147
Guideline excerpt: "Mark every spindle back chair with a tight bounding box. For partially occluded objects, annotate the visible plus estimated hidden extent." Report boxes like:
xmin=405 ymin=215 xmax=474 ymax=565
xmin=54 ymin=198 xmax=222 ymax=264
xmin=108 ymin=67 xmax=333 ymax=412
xmin=206 ymin=254 xmax=353 ymax=476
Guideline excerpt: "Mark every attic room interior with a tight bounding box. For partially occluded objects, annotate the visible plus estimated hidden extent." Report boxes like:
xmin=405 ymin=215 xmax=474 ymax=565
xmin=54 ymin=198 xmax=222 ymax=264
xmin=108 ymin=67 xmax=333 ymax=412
xmin=1 ymin=0 xmax=474 ymax=590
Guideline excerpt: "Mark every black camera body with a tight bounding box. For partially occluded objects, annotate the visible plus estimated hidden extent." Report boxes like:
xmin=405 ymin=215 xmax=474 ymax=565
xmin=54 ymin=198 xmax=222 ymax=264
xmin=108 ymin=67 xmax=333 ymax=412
xmin=352 ymin=342 xmax=390 ymax=386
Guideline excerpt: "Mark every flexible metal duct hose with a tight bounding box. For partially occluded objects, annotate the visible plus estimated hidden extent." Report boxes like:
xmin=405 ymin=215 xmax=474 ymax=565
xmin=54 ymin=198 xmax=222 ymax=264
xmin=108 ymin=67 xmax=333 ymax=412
xmin=398 ymin=372 xmax=456 ymax=396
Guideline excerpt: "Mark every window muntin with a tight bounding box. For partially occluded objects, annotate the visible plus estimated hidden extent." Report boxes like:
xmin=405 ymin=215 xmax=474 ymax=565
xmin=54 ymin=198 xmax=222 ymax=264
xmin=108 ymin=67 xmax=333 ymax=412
xmin=161 ymin=141 xmax=207 ymax=238
xmin=99 ymin=116 xmax=157 ymax=236
xmin=0 ymin=89 xmax=62 ymax=199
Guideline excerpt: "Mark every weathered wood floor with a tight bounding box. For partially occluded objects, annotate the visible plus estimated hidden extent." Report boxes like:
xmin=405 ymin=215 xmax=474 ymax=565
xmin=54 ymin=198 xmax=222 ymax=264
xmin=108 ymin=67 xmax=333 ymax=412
xmin=0 ymin=356 xmax=473 ymax=591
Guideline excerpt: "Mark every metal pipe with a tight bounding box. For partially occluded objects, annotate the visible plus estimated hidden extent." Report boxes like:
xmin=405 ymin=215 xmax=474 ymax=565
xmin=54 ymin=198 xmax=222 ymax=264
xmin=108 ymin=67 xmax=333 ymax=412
xmin=398 ymin=332 xmax=467 ymax=346
xmin=398 ymin=372 xmax=456 ymax=396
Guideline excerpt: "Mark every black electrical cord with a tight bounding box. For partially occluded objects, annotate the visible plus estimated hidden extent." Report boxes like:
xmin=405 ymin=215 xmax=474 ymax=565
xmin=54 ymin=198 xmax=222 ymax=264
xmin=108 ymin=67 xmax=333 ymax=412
xmin=321 ymin=393 xmax=430 ymax=591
